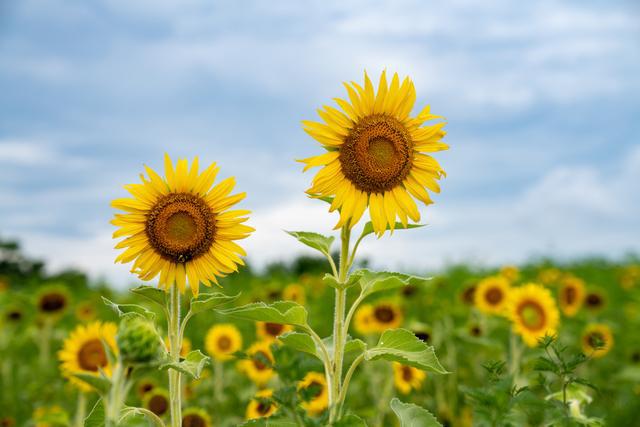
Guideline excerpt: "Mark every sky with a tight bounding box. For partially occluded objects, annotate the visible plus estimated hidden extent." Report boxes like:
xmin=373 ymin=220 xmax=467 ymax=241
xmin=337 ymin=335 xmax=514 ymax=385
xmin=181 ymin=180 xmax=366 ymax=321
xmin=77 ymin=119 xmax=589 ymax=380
xmin=1 ymin=0 xmax=639 ymax=288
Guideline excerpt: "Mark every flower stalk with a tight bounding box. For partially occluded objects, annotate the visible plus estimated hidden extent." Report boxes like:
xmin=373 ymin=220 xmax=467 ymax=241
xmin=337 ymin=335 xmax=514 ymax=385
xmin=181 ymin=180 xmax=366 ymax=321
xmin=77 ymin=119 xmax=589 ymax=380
xmin=168 ymin=282 xmax=183 ymax=427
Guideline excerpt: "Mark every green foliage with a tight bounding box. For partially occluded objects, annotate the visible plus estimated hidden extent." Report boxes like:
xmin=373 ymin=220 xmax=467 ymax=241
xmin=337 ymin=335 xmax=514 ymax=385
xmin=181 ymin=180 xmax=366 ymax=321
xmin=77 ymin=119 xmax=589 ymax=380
xmin=159 ymin=350 xmax=210 ymax=380
xmin=285 ymin=231 xmax=335 ymax=257
xmin=116 ymin=315 xmax=164 ymax=365
xmin=220 ymin=300 xmax=309 ymax=327
xmin=390 ymin=398 xmax=442 ymax=427
xmin=365 ymin=328 xmax=447 ymax=374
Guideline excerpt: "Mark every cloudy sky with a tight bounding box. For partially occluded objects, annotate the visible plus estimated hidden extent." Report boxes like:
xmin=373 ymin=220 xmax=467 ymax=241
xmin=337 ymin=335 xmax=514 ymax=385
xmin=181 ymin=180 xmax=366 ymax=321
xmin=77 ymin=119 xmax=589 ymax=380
xmin=1 ymin=0 xmax=638 ymax=287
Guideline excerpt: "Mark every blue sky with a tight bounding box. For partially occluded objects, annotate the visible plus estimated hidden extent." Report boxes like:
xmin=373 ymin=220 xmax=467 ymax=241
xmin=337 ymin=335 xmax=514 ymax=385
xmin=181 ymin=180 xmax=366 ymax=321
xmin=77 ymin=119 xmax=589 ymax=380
xmin=1 ymin=0 xmax=639 ymax=287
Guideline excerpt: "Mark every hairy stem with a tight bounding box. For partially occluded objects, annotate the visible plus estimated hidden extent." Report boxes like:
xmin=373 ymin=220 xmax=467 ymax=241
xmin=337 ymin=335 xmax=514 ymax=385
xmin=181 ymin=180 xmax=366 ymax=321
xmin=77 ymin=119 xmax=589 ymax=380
xmin=168 ymin=283 xmax=182 ymax=427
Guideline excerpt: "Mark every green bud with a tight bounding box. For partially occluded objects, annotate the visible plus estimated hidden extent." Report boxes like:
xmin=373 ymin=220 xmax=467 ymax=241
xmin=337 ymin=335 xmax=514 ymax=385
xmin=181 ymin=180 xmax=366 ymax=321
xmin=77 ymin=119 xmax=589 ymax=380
xmin=117 ymin=315 xmax=163 ymax=364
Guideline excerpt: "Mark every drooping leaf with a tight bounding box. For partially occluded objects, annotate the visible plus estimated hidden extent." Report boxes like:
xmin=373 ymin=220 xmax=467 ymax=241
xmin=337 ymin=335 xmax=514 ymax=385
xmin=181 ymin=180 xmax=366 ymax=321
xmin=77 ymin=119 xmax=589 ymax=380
xmin=356 ymin=270 xmax=430 ymax=298
xmin=323 ymin=270 xmax=365 ymax=290
xmin=366 ymin=329 xmax=447 ymax=374
xmin=189 ymin=292 xmax=239 ymax=315
xmin=129 ymin=285 xmax=166 ymax=309
xmin=160 ymin=350 xmax=210 ymax=379
xmin=344 ymin=338 xmax=367 ymax=355
xmin=278 ymin=332 xmax=320 ymax=360
xmin=84 ymin=398 xmax=105 ymax=427
xmin=220 ymin=301 xmax=309 ymax=328
xmin=285 ymin=231 xmax=334 ymax=256
xmin=119 ymin=406 xmax=165 ymax=427
xmin=72 ymin=373 xmax=111 ymax=395
xmin=334 ymin=414 xmax=369 ymax=426
xmin=390 ymin=398 xmax=442 ymax=427
xmin=102 ymin=297 xmax=156 ymax=320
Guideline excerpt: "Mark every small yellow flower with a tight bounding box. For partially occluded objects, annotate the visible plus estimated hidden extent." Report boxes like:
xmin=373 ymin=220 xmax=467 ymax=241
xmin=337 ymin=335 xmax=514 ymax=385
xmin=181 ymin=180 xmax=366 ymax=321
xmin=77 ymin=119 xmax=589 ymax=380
xmin=182 ymin=407 xmax=211 ymax=427
xmin=584 ymin=290 xmax=606 ymax=312
xmin=143 ymin=387 xmax=170 ymax=417
xmin=164 ymin=336 xmax=191 ymax=358
xmin=538 ymin=268 xmax=561 ymax=285
xmin=257 ymin=321 xmax=294 ymax=343
xmin=620 ymin=265 xmax=640 ymax=289
xmin=238 ymin=341 xmax=275 ymax=385
xmin=298 ymin=372 xmax=329 ymax=415
xmin=507 ymin=283 xmax=560 ymax=347
xmin=136 ymin=377 xmax=157 ymax=398
xmin=58 ymin=321 xmax=117 ymax=392
xmin=74 ymin=301 xmax=97 ymax=322
xmin=582 ymin=324 xmax=613 ymax=358
xmin=392 ymin=362 xmax=426 ymax=394
xmin=500 ymin=265 xmax=520 ymax=283
xmin=111 ymin=154 xmax=254 ymax=296
xmin=33 ymin=406 xmax=67 ymax=427
xmin=369 ymin=301 xmax=403 ymax=332
xmin=354 ymin=304 xmax=375 ymax=335
xmin=246 ymin=389 xmax=278 ymax=420
xmin=474 ymin=276 xmax=510 ymax=316
xmin=300 ymin=70 xmax=448 ymax=235
xmin=283 ymin=283 xmax=306 ymax=305
xmin=205 ymin=324 xmax=243 ymax=361
xmin=558 ymin=275 xmax=585 ymax=317
xmin=36 ymin=285 xmax=70 ymax=318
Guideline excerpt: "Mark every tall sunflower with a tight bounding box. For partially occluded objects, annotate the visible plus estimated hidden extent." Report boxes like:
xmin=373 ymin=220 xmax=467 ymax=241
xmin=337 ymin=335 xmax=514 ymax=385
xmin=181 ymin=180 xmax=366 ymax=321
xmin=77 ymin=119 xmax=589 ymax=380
xmin=58 ymin=321 xmax=117 ymax=392
xmin=474 ymin=276 xmax=510 ymax=316
xmin=300 ymin=71 xmax=447 ymax=235
xmin=112 ymin=154 xmax=253 ymax=296
xmin=582 ymin=324 xmax=613 ymax=358
xmin=507 ymin=283 xmax=560 ymax=347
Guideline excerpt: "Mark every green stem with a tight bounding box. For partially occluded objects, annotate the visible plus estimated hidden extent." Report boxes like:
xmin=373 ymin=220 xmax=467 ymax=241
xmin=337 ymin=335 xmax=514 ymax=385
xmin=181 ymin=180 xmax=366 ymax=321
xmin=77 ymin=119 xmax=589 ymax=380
xmin=105 ymin=361 xmax=127 ymax=426
xmin=213 ymin=360 xmax=224 ymax=402
xmin=168 ymin=282 xmax=183 ymax=427
xmin=373 ymin=364 xmax=394 ymax=427
xmin=336 ymin=353 xmax=365 ymax=418
xmin=39 ymin=317 xmax=53 ymax=369
xmin=509 ymin=330 xmax=522 ymax=386
xmin=74 ymin=392 xmax=87 ymax=427
xmin=329 ymin=225 xmax=351 ymax=424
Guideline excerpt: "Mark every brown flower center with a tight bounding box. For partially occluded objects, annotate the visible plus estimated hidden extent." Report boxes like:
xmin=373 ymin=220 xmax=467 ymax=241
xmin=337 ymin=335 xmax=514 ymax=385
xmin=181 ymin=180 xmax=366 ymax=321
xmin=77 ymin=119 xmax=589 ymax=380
xmin=307 ymin=380 xmax=324 ymax=398
xmin=485 ymin=287 xmax=503 ymax=305
xmin=587 ymin=332 xmax=605 ymax=349
xmin=39 ymin=293 xmax=67 ymax=313
xmin=374 ymin=305 xmax=396 ymax=323
xmin=146 ymin=193 xmax=215 ymax=263
xmin=340 ymin=115 xmax=413 ymax=193
xmin=517 ymin=300 xmax=546 ymax=331
xmin=563 ymin=286 xmax=577 ymax=305
xmin=257 ymin=400 xmax=272 ymax=415
xmin=585 ymin=293 xmax=603 ymax=308
xmin=77 ymin=339 xmax=108 ymax=371
xmin=217 ymin=335 xmax=232 ymax=351
xmin=265 ymin=322 xmax=284 ymax=337
xmin=253 ymin=351 xmax=270 ymax=371
xmin=148 ymin=394 xmax=169 ymax=415
xmin=401 ymin=366 xmax=413 ymax=382
xmin=182 ymin=414 xmax=206 ymax=427
xmin=7 ymin=310 xmax=22 ymax=322
xmin=139 ymin=382 xmax=154 ymax=396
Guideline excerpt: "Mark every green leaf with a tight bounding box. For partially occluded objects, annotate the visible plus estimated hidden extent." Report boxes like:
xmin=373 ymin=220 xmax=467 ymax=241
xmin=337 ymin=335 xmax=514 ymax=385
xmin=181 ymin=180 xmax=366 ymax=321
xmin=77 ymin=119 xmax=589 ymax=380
xmin=390 ymin=398 xmax=442 ymax=427
xmin=366 ymin=329 xmax=447 ymax=374
xmin=130 ymin=285 xmax=166 ymax=309
xmin=119 ymin=406 xmax=165 ymax=427
xmin=102 ymin=297 xmax=156 ymax=320
xmin=323 ymin=270 xmax=365 ymax=290
xmin=278 ymin=332 xmax=320 ymax=360
xmin=238 ymin=419 xmax=298 ymax=427
xmin=72 ymin=373 xmax=111 ymax=395
xmin=160 ymin=350 xmax=210 ymax=379
xmin=344 ymin=338 xmax=367 ymax=355
xmin=360 ymin=221 xmax=424 ymax=239
xmin=84 ymin=398 xmax=105 ymax=427
xmin=357 ymin=270 xmax=430 ymax=298
xmin=335 ymin=414 xmax=369 ymax=426
xmin=220 ymin=301 xmax=309 ymax=328
xmin=285 ymin=231 xmax=334 ymax=256
xmin=190 ymin=292 xmax=239 ymax=315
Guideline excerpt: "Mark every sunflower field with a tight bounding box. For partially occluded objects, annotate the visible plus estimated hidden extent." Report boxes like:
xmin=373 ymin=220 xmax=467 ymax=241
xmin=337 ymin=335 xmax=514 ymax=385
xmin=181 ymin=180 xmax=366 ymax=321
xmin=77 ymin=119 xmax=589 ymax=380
xmin=1 ymin=72 xmax=639 ymax=427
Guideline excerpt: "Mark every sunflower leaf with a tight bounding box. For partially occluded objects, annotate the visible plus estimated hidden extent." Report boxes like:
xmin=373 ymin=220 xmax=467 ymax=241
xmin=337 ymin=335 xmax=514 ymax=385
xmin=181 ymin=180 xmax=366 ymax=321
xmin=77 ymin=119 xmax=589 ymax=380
xmin=360 ymin=222 xmax=425 ymax=240
xmin=355 ymin=270 xmax=430 ymax=298
xmin=365 ymin=328 xmax=448 ymax=374
xmin=72 ymin=373 xmax=111 ymax=395
xmin=219 ymin=301 xmax=309 ymax=328
xmin=238 ymin=418 xmax=298 ymax=427
xmin=278 ymin=331 xmax=320 ymax=360
xmin=159 ymin=350 xmax=210 ymax=379
xmin=84 ymin=398 xmax=105 ymax=427
xmin=323 ymin=270 xmax=365 ymax=290
xmin=101 ymin=297 xmax=156 ymax=320
xmin=390 ymin=398 xmax=442 ymax=427
xmin=189 ymin=292 xmax=239 ymax=315
xmin=119 ymin=406 xmax=165 ymax=427
xmin=130 ymin=285 xmax=166 ymax=309
xmin=285 ymin=231 xmax=335 ymax=256
xmin=334 ymin=414 xmax=369 ymax=427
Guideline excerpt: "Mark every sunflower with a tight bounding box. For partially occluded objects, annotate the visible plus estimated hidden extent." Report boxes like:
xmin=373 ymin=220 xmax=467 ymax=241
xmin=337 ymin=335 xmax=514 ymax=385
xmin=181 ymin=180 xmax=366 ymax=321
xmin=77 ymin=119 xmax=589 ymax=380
xmin=75 ymin=301 xmax=96 ymax=322
xmin=538 ymin=268 xmax=561 ymax=286
xmin=58 ymin=321 xmax=117 ymax=392
xmin=581 ymin=324 xmax=613 ymax=358
xmin=370 ymin=301 xmax=403 ymax=332
xmin=299 ymin=70 xmax=447 ymax=235
xmin=111 ymin=154 xmax=254 ymax=296
xmin=36 ymin=285 xmax=70 ymax=317
xmin=182 ymin=408 xmax=212 ymax=427
xmin=238 ymin=341 xmax=275 ymax=385
xmin=136 ymin=377 xmax=157 ymax=398
xmin=392 ymin=362 xmax=426 ymax=394
xmin=354 ymin=304 xmax=375 ymax=334
xmin=558 ymin=276 xmax=585 ymax=317
xmin=246 ymin=389 xmax=278 ymax=420
xmin=143 ymin=387 xmax=170 ymax=416
xmin=507 ymin=283 xmax=560 ymax=347
xmin=474 ymin=276 xmax=511 ymax=316
xmin=257 ymin=321 xmax=294 ymax=343
xmin=584 ymin=290 xmax=606 ymax=312
xmin=298 ymin=372 xmax=329 ymax=415
xmin=33 ymin=406 xmax=68 ymax=427
xmin=2 ymin=305 xmax=24 ymax=325
xmin=283 ymin=283 xmax=306 ymax=305
xmin=205 ymin=324 xmax=243 ymax=361
xmin=460 ymin=284 xmax=477 ymax=306
xmin=500 ymin=265 xmax=520 ymax=283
